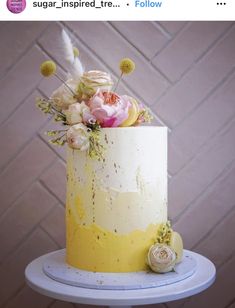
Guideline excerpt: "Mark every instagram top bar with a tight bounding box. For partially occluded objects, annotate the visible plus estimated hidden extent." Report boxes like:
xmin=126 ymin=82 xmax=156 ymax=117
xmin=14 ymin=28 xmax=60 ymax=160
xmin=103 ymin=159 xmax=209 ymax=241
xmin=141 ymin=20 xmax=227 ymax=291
xmin=1 ymin=0 xmax=234 ymax=20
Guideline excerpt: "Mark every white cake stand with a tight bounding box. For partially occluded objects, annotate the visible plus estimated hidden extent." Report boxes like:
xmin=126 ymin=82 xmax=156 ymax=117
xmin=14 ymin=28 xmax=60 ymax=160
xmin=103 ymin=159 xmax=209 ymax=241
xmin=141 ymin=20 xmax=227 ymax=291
xmin=25 ymin=249 xmax=216 ymax=307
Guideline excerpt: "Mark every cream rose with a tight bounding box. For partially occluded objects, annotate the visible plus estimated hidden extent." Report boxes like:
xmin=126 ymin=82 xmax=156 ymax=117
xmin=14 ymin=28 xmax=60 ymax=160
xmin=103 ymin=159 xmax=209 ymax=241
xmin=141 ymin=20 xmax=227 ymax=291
xmin=51 ymin=79 xmax=78 ymax=110
xmin=63 ymin=102 xmax=95 ymax=125
xmin=147 ymin=244 xmax=177 ymax=273
xmin=77 ymin=70 xmax=113 ymax=100
xmin=66 ymin=123 xmax=90 ymax=151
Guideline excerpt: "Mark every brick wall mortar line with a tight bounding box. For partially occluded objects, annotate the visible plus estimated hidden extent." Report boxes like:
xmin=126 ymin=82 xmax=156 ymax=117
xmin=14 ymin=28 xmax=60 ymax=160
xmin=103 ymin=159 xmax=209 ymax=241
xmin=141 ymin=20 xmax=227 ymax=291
xmin=169 ymin=112 xmax=235 ymax=178
xmin=105 ymin=21 xmax=172 ymax=85
xmin=225 ymin=297 xmax=235 ymax=308
xmin=1 ymin=283 xmax=53 ymax=308
xmin=0 ymin=110 xmax=52 ymax=176
xmin=172 ymin=66 xmax=235 ymax=132
xmin=192 ymin=204 xmax=235 ymax=251
xmin=173 ymin=157 xmax=235 ymax=224
xmin=0 ymin=177 xmax=56 ymax=225
xmin=46 ymin=299 xmax=57 ymax=308
xmin=171 ymin=155 xmax=235 ymax=218
xmin=152 ymin=111 xmax=171 ymax=129
xmin=151 ymin=21 xmax=191 ymax=62
xmin=214 ymin=252 xmax=235 ymax=274
xmin=1 ymin=284 xmax=26 ymax=308
xmin=36 ymin=87 xmax=51 ymax=99
xmin=153 ymin=22 xmax=234 ymax=86
xmin=39 ymin=178 xmax=65 ymax=206
xmin=0 ymin=116 xmax=52 ymax=175
xmin=0 ymin=199 xmax=58 ymax=267
xmin=37 ymin=133 xmax=66 ymax=163
xmin=153 ymin=109 xmax=173 ymax=129
xmin=0 ymin=22 xmax=51 ymax=83
xmin=151 ymin=21 xmax=173 ymax=40
xmin=167 ymin=74 xmax=235 ymax=177
xmin=0 ymin=227 xmax=58 ymax=307
xmin=153 ymin=25 xmax=235 ymax=107
xmin=195 ymin=22 xmax=235 ymax=64
xmin=170 ymin=62 xmax=235 ymax=131
xmin=108 ymin=21 xmax=155 ymax=61
xmin=40 ymin=223 xmax=64 ymax=249
xmin=0 ymin=145 xmax=58 ymax=221
xmin=0 ymin=86 xmax=37 ymax=128
xmin=0 ymin=22 xmax=51 ymax=82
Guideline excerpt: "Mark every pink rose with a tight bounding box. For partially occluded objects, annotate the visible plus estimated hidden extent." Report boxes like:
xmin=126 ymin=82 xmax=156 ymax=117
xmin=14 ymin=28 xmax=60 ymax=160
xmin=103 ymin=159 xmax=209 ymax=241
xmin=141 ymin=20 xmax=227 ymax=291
xmin=88 ymin=91 xmax=131 ymax=127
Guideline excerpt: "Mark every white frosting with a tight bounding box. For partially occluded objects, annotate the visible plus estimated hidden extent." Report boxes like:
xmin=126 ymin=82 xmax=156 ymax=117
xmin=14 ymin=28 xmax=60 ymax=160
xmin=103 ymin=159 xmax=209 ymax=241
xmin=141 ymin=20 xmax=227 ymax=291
xmin=67 ymin=126 xmax=167 ymax=234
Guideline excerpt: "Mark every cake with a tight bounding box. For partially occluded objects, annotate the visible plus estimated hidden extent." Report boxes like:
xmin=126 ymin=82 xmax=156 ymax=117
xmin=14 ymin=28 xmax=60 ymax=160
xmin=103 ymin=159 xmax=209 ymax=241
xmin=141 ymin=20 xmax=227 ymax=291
xmin=66 ymin=127 xmax=167 ymax=272
xmin=37 ymin=29 xmax=183 ymax=274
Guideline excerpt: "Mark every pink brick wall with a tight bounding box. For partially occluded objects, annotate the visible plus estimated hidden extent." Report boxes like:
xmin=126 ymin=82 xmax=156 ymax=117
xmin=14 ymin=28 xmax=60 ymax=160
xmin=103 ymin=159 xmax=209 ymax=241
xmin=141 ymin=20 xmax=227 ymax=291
xmin=0 ymin=21 xmax=234 ymax=308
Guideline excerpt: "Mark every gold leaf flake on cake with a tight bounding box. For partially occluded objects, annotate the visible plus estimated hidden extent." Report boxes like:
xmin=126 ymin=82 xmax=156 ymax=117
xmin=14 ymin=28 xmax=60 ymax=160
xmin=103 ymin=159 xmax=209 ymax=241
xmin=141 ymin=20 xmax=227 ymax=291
xmin=136 ymin=166 xmax=146 ymax=194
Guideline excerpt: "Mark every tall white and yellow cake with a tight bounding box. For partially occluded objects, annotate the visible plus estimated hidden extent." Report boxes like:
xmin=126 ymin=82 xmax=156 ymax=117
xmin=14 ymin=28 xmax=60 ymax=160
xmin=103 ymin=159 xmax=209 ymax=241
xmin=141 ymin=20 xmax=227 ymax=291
xmin=38 ymin=30 xmax=183 ymax=273
xmin=66 ymin=126 xmax=167 ymax=272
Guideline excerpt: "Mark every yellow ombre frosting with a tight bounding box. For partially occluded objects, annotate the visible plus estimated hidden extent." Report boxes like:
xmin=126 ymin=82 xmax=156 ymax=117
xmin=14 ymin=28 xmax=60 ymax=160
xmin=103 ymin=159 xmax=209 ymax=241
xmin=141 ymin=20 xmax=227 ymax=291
xmin=66 ymin=127 xmax=168 ymax=272
xmin=66 ymin=218 xmax=160 ymax=272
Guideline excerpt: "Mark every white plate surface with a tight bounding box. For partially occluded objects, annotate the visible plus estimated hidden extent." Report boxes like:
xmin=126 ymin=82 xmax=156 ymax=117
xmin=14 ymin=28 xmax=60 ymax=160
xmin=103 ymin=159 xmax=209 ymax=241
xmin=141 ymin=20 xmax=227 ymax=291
xmin=43 ymin=249 xmax=197 ymax=290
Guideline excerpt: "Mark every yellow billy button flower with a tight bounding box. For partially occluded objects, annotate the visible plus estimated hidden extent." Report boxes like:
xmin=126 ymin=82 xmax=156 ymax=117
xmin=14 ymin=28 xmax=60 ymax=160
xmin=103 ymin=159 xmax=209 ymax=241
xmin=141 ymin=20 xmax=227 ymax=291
xmin=40 ymin=60 xmax=57 ymax=77
xmin=119 ymin=58 xmax=135 ymax=75
xmin=114 ymin=58 xmax=136 ymax=92
xmin=73 ymin=47 xmax=79 ymax=58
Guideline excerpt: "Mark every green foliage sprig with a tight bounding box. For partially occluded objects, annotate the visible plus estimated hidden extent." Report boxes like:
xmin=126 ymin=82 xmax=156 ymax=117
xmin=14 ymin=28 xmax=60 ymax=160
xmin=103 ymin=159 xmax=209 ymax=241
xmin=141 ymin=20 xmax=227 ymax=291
xmin=45 ymin=129 xmax=68 ymax=146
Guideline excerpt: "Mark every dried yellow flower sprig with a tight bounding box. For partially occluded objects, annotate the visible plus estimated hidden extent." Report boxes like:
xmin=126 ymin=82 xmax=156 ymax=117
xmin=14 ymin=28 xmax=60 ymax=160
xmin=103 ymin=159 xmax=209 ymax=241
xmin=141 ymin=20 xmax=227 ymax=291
xmin=36 ymin=97 xmax=67 ymax=124
xmin=40 ymin=61 xmax=57 ymax=77
xmin=114 ymin=58 xmax=136 ymax=92
xmin=40 ymin=60 xmax=76 ymax=96
xmin=155 ymin=221 xmax=173 ymax=245
xmin=46 ymin=130 xmax=68 ymax=146
xmin=119 ymin=58 xmax=135 ymax=75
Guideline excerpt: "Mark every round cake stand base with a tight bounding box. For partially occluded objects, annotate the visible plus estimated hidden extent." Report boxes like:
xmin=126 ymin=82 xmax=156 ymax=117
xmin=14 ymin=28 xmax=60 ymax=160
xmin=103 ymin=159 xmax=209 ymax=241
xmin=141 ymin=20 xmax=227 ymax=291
xmin=42 ymin=249 xmax=197 ymax=290
xmin=25 ymin=249 xmax=216 ymax=306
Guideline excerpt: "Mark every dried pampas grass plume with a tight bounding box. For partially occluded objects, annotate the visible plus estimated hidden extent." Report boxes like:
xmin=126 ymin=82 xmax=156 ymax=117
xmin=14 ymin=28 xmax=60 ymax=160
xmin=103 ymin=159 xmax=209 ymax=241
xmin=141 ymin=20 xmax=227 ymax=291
xmin=61 ymin=29 xmax=84 ymax=80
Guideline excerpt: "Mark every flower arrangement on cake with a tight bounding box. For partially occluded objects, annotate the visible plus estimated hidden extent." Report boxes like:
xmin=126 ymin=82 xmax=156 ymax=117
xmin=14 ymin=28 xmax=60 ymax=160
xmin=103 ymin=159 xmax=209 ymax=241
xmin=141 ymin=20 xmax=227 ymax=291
xmin=37 ymin=29 xmax=152 ymax=159
xmin=36 ymin=29 xmax=183 ymax=274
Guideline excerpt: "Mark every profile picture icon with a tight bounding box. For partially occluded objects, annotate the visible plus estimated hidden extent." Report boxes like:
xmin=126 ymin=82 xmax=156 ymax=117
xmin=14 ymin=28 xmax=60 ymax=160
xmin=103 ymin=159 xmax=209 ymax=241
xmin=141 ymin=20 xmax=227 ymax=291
xmin=6 ymin=0 xmax=26 ymax=13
